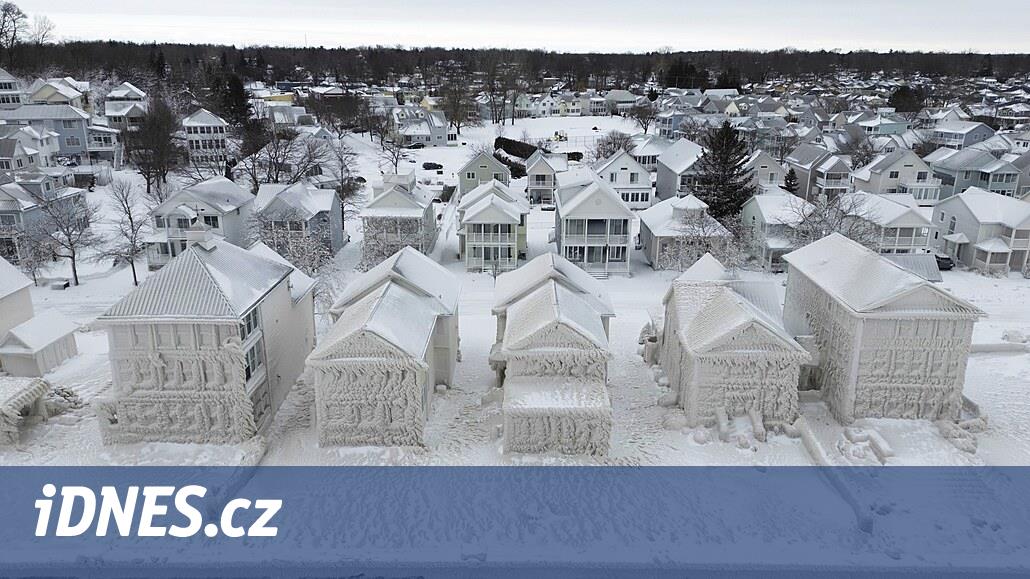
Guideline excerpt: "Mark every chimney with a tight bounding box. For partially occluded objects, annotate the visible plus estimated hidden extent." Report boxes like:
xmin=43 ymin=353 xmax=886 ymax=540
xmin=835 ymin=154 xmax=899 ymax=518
xmin=184 ymin=223 xmax=215 ymax=249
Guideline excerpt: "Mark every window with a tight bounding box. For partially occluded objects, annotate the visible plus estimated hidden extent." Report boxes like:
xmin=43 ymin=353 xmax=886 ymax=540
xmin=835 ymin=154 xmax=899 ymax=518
xmin=0 ymin=214 xmax=15 ymax=226
xmin=240 ymin=309 xmax=260 ymax=342
xmin=65 ymin=136 xmax=81 ymax=147
xmin=465 ymin=171 xmax=475 ymax=180
xmin=62 ymin=120 xmax=76 ymax=129
xmin=609 ymin=172 xmax=616 ymax=183
xmin=288 ymin=221 xmax=303 ymax=232
xmin=888 ymin=171 xmax=900 ymax=179
xmin=202 ymin=215 xmax=219 ymax=229
xmin=938 ymin=212 xmax=944 ymax=223
xmin=492 ymin=172 xmax=504 ymax=181
xmin=176 ymin=217 xmax=190 ymax=229
xmin=948 ymin=216 xmax=956 ymax=235
xmin=629 ymin=172 xmax=639 ymax=184
xmin=244 ymin=338 xmax=264 ymax=381
xmin=917 ymin=171 xmax=928 ymax=181
xmin=155 ymin=216 xmax=166 ymax=228
xmin=609 ymin=246 xmax=626 ymax=262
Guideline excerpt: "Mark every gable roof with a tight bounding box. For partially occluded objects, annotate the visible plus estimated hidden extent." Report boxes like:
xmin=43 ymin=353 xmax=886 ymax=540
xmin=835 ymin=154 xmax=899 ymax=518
xmin=593 ymin=148 xmax=648 ymax=177
xmin=657 ymin=138 xmax=705 ymax=174
xmin=0 ymin=256 xmax=31 ymax=300
xmin=182 ymin=108 xmax=228 ymax=127
xmin=457 ymin=179 xmax=528 ymax=214
xmin=502 ymin=280 xmax=609 ymax=352
xmin=555 ymin=174 xmax=634 ymax=219
xmin=0 ymin=311 xmax=76 ymax=354
xmin=743 ymin=189 xmax=813 ymax=226
xmin=783 ymin=233 xmax=983 ymax=317
xmin=459 ymin=151 xmax=509 ymax=177
xmin=329 ymin=246 xmax=459 ymax=318
xmin=0 ymin=105 xmax=89 ymax=122
xmin=674 ymin=253 xmax=732 ymax=282
xmin=461 ymin=194 xmax=524 ymax=225
xmin=939 ymin=187 xmax=1030 ymax=227
xmin=166 ymin=176 xmax=253 ymax=213
xmin=100 ymin=238 xmax=293 ymax=322
xmin=638 ymin=195 xmax=731 ymax=238
xmin=493 ymin=252 xmax=614 ymax=317
xmin=255 ymin=181 xmax=335 ymax=221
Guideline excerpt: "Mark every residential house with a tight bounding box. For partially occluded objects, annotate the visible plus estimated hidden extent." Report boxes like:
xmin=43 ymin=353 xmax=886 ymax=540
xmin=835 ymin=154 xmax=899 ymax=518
xmin=388 ymin=105 xmax=454 ymax=147
xmin=851 ymin=149 xmax=941 ymax=204
xmin=26 ymin=78 xmax=86 ymax=109
xmin=0 ymin=124 xmax=59 ymax=168
xmin=458 ymin=151 xmax=511 ymax=196
xmin=144 ymin=176 xmax=255 ymax=270
xmin=182 ymin=108 xmax=230 ymax=165
xmin=95 ymin=231 xmax=316 ymax=443
xmin=0 ymin=309 xmax=79 ymax=377
xmin=935 ymin=187 xmax=1030 ymax=274
xmin=525 ymin=150 xmax=567 ymax=204
xmin=784 ymin=143 xmax=851 ymax=200
xmin=491 ymin=253 xmax=614 ymax=456
xmin=554 ymin=168 xmax=635 ymax=276
xmin=657 ymin=255 xmax=810 ymax=429
xmin=638 ymin=194 xmax=732 ymax=270
xmin=255 ymin=181 xmax=346 ymax=257
xmin=594 ymin=149 xmax=653 ymax=209
xmin=0 ymin=67 xmax=23 ymax=109
xmin=655 ymin=137 xmax=705 ymax=201
xmin=743 ymin=149 xmax=787 ymax=192
xmin=916 ymin=106 xmax=970 ymax=128
xmin=360 ymin=172 xmax=437 ymax=268
xmin=627 ymin=134 xmax=672 ymax=172
xmin=740 ymin=188 xmax=814 ymax=272
xmin=930 ymin=121 xmax=995 ymax=150
xmin=457 ymin=180 xmax=529 ymax=272
xmin=844 ymin=191 xmax=934 ymax=254
xmin=0 ymin=104 xmax=121 ymax=168
xmin=782 ymin=234 xmax=983 ymax=424
xmin=103 ymin=82 xmax=148 ymax=131
xmin=0 ymin=178 xmax=84 ymax=264
xmin=311 ymin=247 xmax=460 ymax=447
xmin=925 ymin=147 xmax=1021 ymax=199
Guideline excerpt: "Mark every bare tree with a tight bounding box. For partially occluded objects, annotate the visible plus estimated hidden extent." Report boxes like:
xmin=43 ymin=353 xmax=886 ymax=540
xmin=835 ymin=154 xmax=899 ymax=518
xmin=0 ymin=2 xmax=25 ymax=66
xmin=327 ymin=138 xmax=364 ymax=221
xmin=27 ymin=13 xmax=53 ymax=45
xmin=655 ymin=209 xmax=746 ymax=270
xmin=676 ymin=116 xmax=708 ymax=142
xmin=14 ymin=237 xmax=50 ymax=286
xmin=441 ymin=72 xmax=482 ymax=135
xmin=26 ymin=191 xmax=103 ymax=286
xmin=237 ymin=129 xmax=332 ymax=192
xmin=591 ymin=130 xmax=632 ymax=163
xmin=628 ymin=102 xmax=658 ymax=134
xmin=101 ymin=178 xmax=149 ymax=286
xmin=787 ymin=192 xmax=882 ymax=250
xmin=378 ymin=139 xmax=410 ymax=173
xmin=839 ymin=133 xmax=876 ymax=168
xmin=124 ymin=97 xmax=185 ymax=201
xmin=248 ymin=208 xmax=333 ymax=277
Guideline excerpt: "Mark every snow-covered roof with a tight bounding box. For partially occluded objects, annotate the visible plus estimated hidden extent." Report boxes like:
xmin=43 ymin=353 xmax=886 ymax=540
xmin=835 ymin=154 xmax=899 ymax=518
xmin=104 ymin=101 xmax=145 ymax=118
xmin=974 ymin=237 xmax=1012 ymax=253
xmin=165 ymin=176 xmax=253 ymax=214
xmin=935 ymin=120 xmax=989 ymax=134
xmin=312 ymin=281 xmax=439 ymax=362
xmin=0 ymin=256 xmax=31 ymax=300
xmin=330 ymin=246 xmax=459 ymax=318
xmin=182 ymin=108 xmax=228 ymax=127
xmin=246 ymin=241 xmax=317 ymax=303
xmin=783 ymin=233 xmax=983 ymax=317
xmin=0 ymin=311 xmax=76 ymax=354
xmin=0 ymin=105 xmax=89 ymax=121
xmin=743 ymin=189 xmax=813 ymax=226
xmin=940 ymin=187 xmax=1030 ymax=227
xmin=845 ymin=191 xmax=931 ymax=228
xmin=637 ymin=195 xmax=731 ymax=239
xmin=255 ymin=182 xmax=335 ymax=221
xmin=106 ymin=82 xmax=146 ymax=100
xmin=674 ymin=253 xmax=733 ymax=283
xmin=555 ymin=176 xmax=633 ymax=220
xmin=457 ymin=180 xmax=528 ymax=214
xmin=100 ymin=237 xmax=294 ymax=322
xmin=883 ymin=253 xmax=944 ymax=283
xmin=503 ymin=280 xmax=609 ymax=352
xmin=363 ymin=182 xmax=432 ymax=219
xmin=493 ymin=253 xmax=614 ymax=318
xmin=0 ymin=377 xmax=48 ymax=418
xmin=657 ymin=138 xmax=704 ymax=174
xmin=461 ymin=194 xmax=524 ymax=225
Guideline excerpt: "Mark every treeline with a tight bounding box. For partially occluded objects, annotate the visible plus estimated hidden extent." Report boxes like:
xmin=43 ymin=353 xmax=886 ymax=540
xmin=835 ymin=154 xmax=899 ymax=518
xmin=12 ymin=41 xmax=1030 ymax=89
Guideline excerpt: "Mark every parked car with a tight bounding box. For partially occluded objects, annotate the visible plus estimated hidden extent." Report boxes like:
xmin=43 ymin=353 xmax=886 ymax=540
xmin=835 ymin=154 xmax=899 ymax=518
xmin=540 ymin=204 xmax=556 ymax=212
xmin=935 ymin=253 xmax=955 ymax=271
xmin=407 ymin=142 xmax=425 ymax=150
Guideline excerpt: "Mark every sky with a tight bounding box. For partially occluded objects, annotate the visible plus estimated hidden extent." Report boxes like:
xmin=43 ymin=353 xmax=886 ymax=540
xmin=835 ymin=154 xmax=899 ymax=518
xmin=16 ymin=0 xmax=1030 ymax=54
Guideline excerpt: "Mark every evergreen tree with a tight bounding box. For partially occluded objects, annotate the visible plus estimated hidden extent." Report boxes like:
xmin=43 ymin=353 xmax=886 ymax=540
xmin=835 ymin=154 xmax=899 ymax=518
xmin=694 ymin=121 xmax=755 ymax=219
xmin=221 ymin=73 xmax=251 ymax=126
xmin=887 ymin=86 xmax=925 ymax=113
xmin=782 ymin=168 xmax=800 ymax=194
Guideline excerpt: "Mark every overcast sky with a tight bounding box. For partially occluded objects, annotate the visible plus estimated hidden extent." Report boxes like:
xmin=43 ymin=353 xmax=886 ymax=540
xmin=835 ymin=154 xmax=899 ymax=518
xmin=17 ymin=0 xmax=1030 ymax=53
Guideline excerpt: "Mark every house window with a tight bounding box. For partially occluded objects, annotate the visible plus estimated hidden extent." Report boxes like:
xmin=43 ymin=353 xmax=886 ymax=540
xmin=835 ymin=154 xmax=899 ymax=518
xmin=244 ymin=338 xmax=264 ymax=381
xmin=492 ymin=172 xmax=504 ymax=181
xmin=66 ymin=136 xmax=81 ymax=147
xmin=62 ymin=120 xmax=76 ymax=129
xmin=288 ymin=221 xmax=303 ymax=232
xmin=0 ymin=214 xmax=15 ymax=226
xmin=203 ymin=215 xmax=219 ymax=229
xmin=609 ymin=172 xmax=616 ymax=183
xmin=609 ymin=246 xmax=626 ymax=262
xmin=176 ymin=217 xmax=190 ymax=229
xmin=948 ymin=216 xmax=956 ymax=235
xmin=917 ymin=171 xmax=928 ymax=181
xmin=155 ymin=216 xmax=166 ymax=228
xmin=889 ymin=171 xmax=900 ymax=179
xmin=240 ymin=308 xmax=260 ymax=342
xmin=465 ymin=171 xmax=475 ymax=180
xmin=629 ymin=172 xmax=639 ymax=184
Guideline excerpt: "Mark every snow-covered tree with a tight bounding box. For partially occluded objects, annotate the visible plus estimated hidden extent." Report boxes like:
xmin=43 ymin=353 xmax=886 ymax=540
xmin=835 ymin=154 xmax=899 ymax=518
xmin=25 ymin=191 xmax=103 ymax=286
xmin=788 ymin=193 xmax=882 ymax=251
xmin=249 ymin=208 xmax=333 ymax=276
xmin=101 ymin=177 xmax=149 ymax=286
xmin=694 ymin=121 xmax=755 ymax=219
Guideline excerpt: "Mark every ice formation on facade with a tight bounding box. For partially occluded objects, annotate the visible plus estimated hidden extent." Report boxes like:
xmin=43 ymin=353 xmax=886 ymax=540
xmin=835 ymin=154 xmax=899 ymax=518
xmin=657 ymin=254 xmax=811 ymax=428
xmin=310 ymin=247 xmax=460 ymax=447
xmin=492 ymin=254 xmax=614 ymax=455
xmin=0 ymin=377 xmax=49 ymax=445
xmin=782 ymin=234 xmax=985 ymax=423
xmin=359 ymin=172 xmax=437 ymax=270
xmin=95 ymin=233 xmax=316 ymax=444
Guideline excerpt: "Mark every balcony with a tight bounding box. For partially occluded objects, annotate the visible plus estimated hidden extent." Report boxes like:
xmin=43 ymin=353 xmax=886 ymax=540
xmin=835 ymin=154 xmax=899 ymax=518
xmin=899 ymin=178 xmax=942 ymax=200
xmin=466 ymin=257 xmax=518 ymax=272
xmin=466 ymin=232 xmax=516 ymax=244
xmin=816 ymin=177 xmax=850 ymax=188
xmin=564 ymin=233 xmax=629 ymax=245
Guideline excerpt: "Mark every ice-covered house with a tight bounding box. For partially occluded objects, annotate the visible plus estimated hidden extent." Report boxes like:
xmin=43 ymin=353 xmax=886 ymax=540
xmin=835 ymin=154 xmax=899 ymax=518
xmin=525 ymin=150 xmax=568 ymax=204
xmin=934 ymin=186 xmax=1030 ymax=274
xmin=95 ymin=231 xmax=317 ymax=444
xmin=458 ymin=151 xmax=511 ymax=196
xmin=360 ymin=172 xmax=437 ymax=269
xmin=456 ymin=180 xmax=529 ymax=272
xmin=594 ymin=149 xmax=653 ymax=209
xmin=255 ymin=181 xmax=346 ymax=256
xmin=655 ymin=138 xmax=705 ymax=201
xmin=0 ymin=257 xmax=79 ymax=377
xmin=638 ymin=194 xmax=732 ymax=270
xmin=145 ymin=176 xmax=255 ymax=269
xmin=0 ymin=377 xmax=49 ymax=445
xmin=658 ymin=255 xmax=810 ymax=429
xmin=492 ymin=255 xmax=614 ymax=456
xmin=310 ymin=247 xmax=460 ymax=447
xmin=554 ymin=168 xmax=634 ymax=276
xmin=782 ymin=234 xmax=984 ymax=424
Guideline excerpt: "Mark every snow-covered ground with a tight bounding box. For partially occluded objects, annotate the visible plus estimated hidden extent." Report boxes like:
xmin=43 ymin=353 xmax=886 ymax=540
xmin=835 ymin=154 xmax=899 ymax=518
xmin=2 ymin=116 xmax=1029 ymax=467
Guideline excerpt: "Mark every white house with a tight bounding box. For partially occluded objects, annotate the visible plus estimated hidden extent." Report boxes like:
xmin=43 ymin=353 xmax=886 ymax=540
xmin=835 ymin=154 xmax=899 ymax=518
xmin=96 ymin=231 xmax=316 ymax=444
xmin=145 ymin=176 xmax=255 ymax=270
xmin=456 ymin=180 xmax=529 ymax=272
xmin=492 ymin=254 xmax=614 ymax=456
xmin=254 ymin=181 xmax=347 ymax=256
xmin=103 ymin=82 xmax=148 ymax=131
xmin=658 ymin=255 xmax=810 ymax=429
xmin=782 ymin=234 xmax=984 ymax=424
xmin=310 ymin=247 xmax=460 ymax=447
xmin=594 ymin=149 xmax=653 ymax=209
xmin=554 ymin=168 xmax=635 ymax=276
xmin=0 ymin=257 xmax=78 ymax=377
xmin=740 ymin=188 xmax=814 ymax=272
xmin=360 ymin=172 xmax=437 ymax=269
xmin=0 ymin=67 xmax=24 ymax=109
xmin=743 ymin=150 xmax=787 ymax=192
xmin=182 ymin=108 xmax=230 ymax=165
xmin=0 ymin=256 xmax=32 ymax=338
xmin=655 ymin=138 xmax=705 ymax=201
xmin=844 ymin=191 xmax=935 ymax=254
xmin=525 ymin=150 xmax=568 ymax=204
xmin=627 ymin=134 xmax=673 ymax=172
xmin=637 ymin=194 xmax=732 ymax=270
xmin=851 ymin=149 xmax=941 ymax=204
xmin=934 ymin=187 xmax=1030 ymax=274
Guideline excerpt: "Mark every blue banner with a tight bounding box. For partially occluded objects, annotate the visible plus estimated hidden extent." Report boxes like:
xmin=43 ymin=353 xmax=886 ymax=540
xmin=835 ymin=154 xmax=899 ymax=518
xmin=0 ymin=467 xmax=1028 ymax=577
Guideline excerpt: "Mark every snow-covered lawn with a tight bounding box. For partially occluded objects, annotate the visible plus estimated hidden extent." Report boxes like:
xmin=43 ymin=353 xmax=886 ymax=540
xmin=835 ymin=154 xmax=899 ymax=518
xmin=3 ymin=123 xmax=1030 ymax=467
